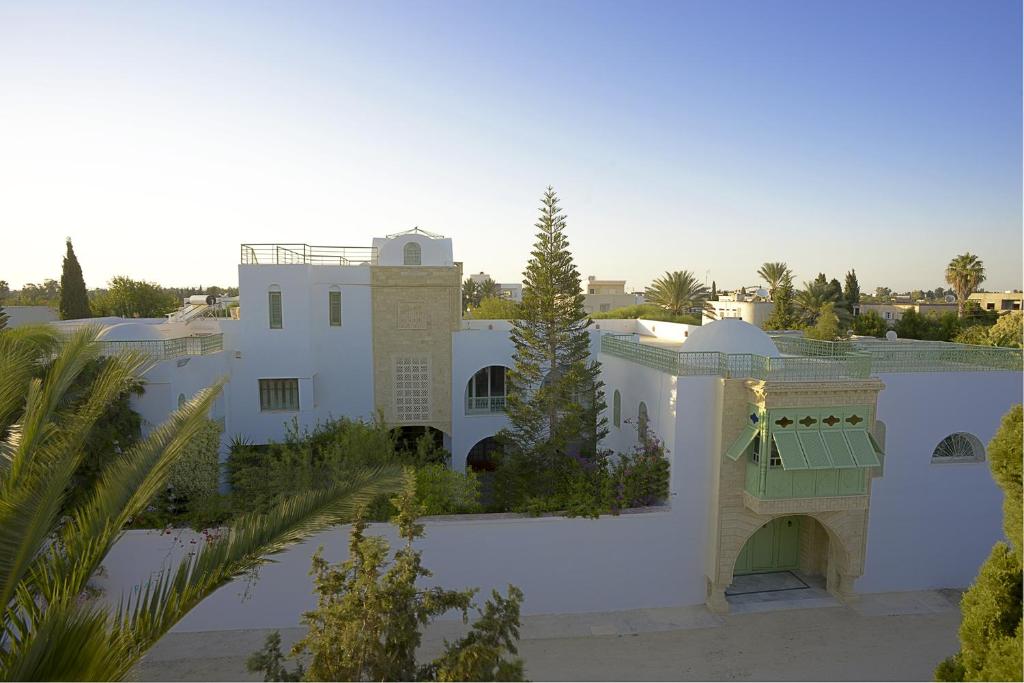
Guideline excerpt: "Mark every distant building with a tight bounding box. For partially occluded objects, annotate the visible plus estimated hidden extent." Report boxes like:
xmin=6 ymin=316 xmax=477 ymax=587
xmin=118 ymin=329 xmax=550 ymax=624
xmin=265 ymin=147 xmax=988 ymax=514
xmin=470 ymin=271 xmax=522 ymax=302
xmin=968 ymin=291 xmax=1023 ymax=313
xmin=583 ymin=276 xmax=641 ymax=314
xmin=856 ymin=302 xmax=958 ymax=324
xmin=704 ymin=292 xmax=774 ymax=327
xmin=4 ymin=305 xmax=58 ymax=328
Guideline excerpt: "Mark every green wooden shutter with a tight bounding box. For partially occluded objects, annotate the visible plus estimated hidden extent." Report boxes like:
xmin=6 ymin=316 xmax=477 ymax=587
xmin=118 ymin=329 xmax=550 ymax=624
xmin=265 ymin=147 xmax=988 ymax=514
xmin=269 ymin=291 xmax=283 ymax=329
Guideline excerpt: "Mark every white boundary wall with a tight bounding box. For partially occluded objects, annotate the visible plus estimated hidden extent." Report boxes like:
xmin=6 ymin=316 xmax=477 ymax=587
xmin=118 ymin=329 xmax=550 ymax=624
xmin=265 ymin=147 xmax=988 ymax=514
xmin=99 ymin=510 xmax=694 ymax=634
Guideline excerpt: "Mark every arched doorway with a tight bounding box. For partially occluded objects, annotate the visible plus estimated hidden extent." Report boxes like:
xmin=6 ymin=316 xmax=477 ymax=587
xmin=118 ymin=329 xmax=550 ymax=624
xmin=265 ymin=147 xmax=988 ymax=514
xmin=391 ymin=426 xmax=447 ymax=465
xmin=466 ymin=436 xmax=502 ymax=473
xmin=726 ymin=515 xmax=836 ymax=602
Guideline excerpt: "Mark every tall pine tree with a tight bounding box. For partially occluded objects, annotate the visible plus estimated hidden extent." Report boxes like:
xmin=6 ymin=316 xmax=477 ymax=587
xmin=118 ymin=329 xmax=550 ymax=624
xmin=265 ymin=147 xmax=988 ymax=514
xmin=59 ymin=238 xmax=91 ymax=320
xmin=843 ymin=269 xmax=860 ymax=313
xmin=501 ymin=187 xmax=607 ymax=480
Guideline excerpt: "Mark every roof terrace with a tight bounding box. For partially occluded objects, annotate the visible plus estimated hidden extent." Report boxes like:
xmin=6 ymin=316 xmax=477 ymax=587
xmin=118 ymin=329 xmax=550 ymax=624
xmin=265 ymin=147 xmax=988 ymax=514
xmin=240 ymin=244 xmax=378 ymax=266
xmin=601 ymin=332 xmax=1022 ymax=380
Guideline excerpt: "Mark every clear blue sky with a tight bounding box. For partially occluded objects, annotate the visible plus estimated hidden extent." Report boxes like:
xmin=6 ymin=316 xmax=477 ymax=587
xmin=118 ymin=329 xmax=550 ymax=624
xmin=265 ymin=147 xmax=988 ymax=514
xmin=1 ymin=0 xmax=1020 ymax=294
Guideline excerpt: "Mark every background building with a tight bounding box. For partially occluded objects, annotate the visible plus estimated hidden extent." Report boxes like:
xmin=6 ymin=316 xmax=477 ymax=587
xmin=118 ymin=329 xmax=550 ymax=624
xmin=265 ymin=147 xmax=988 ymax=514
xmin=583 ymin=275 xmax=642 ymax=313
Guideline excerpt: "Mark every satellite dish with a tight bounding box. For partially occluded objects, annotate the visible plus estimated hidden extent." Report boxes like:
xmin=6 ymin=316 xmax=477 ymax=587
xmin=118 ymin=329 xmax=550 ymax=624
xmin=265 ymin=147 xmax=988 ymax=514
xmin=944 ymin=294 xmax=956 ymax=304
xmin=755 ymin=288 xmax=770 ymax=298
xmin=885 ymin=330 xmax=898 ymax=341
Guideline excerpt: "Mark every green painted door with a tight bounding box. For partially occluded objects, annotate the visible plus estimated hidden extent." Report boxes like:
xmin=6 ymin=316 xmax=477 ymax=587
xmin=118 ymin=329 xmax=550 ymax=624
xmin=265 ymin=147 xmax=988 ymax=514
xmin=734 ymin=517 xmax=801 ymax=575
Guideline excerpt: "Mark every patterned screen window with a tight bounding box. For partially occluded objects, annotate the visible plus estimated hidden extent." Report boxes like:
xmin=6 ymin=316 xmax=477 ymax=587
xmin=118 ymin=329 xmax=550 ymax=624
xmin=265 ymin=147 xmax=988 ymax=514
xmin=397 ymin=302 xmax=427 ymax=330
xmin=395 ymin=355 xmax=430 ymax=422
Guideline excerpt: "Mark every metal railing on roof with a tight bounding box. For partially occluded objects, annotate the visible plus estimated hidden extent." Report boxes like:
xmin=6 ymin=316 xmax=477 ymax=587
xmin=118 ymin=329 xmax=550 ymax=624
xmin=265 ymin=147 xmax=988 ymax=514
xmin=602 ymin=332 xmax=1020 ymax=379
xmin=240 ymin=244 xmax=378 ymax=266
xmin=97 ymin=333 xmax=224 ymax=361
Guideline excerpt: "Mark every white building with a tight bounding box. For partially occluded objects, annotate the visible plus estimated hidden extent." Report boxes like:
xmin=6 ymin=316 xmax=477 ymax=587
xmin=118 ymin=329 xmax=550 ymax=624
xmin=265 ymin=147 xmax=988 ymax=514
xmin=469 ymin=271 xmax=523 ymax=302
xmin=704 ymin=292 xmax=774 ymax=326
xmin=68 ymin=232 xmax=1023 ymax=615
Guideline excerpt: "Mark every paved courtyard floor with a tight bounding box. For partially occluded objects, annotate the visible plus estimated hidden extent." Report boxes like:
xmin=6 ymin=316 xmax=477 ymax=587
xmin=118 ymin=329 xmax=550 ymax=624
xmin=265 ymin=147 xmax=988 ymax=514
xmin=132 ymin=589 xmax=963 ymax=681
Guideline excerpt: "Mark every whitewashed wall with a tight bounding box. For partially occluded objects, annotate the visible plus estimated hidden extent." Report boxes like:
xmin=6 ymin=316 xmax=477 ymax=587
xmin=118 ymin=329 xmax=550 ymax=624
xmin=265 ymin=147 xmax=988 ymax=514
xmin=450 ymin=328 xmax=514 ymax=470
xmin=228 ymin=264 xmax=375 ymax=444
xmin=99 ymin=510 xmax=694 ymax=633
xmin=859 ymin=371 xmax=1022 ymax=592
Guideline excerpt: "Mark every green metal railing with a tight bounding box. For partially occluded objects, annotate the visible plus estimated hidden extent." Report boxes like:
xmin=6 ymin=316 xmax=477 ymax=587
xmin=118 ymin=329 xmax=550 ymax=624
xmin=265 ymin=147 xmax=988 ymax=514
xmin=97 ymin=334 xmax=224 ymax=361
xmin=603 ymin=333 xmax=1020 ymax=379
xmin=240 ymin=244 xmax=378 ymax=266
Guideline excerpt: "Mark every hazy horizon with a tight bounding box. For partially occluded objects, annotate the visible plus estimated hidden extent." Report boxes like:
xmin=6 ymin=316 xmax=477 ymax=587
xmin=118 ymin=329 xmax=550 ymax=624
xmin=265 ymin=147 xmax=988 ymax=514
xmin=2 ymin=1 xmax=1021 ymax=294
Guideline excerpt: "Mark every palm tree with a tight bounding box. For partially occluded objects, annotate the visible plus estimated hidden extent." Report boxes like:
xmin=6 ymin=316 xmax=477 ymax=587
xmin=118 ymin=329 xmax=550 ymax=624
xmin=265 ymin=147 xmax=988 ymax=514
xmin=0 ymin=326 xmax=402 ymax=680
xmin=478 ymin=277 xmax=501 ymax=300
xmin=945 ymin=253 xmax=986 ymax=318
xmin=644 ymin=271 xmax=710 ymax=317
xmin=757 ymin=262 xmax=791 ymax=300
xmin=795 ymin=280 xmax=839 ymax=325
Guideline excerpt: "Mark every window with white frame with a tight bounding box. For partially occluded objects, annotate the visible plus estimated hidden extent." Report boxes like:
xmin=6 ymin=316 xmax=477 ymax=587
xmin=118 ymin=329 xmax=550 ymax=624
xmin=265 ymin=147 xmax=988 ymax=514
xmin=395 ymin=355 xmax=430 ymax=422
xmin=259 ymin=378 xmax=299 ymax=411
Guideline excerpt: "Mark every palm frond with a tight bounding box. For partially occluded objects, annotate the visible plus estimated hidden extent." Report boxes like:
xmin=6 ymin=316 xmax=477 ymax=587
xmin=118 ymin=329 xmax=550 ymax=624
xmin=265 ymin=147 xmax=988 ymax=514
xmin=117 ymin=466 xmax=404 ymax=656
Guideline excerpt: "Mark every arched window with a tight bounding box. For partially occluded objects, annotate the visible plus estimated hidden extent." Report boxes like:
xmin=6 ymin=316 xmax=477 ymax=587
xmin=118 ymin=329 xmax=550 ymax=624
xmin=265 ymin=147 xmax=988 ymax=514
xmin=268 ymin=284 xmax=283 ymax=329
xmin=613 ymin=390 xmax=621 ymax=428
xmin=403 ymin=242 xmax=422 ymax=265
xmin=328 ymin=286 xmax=342 ymax=326
xmin=466 ymin=366 xmax=508 ymax=414
xmin=638 ymin=401 xmax=649 ymax=443
xmin=177 ymin=393 xmax=186 ymax=409
xmin=932 ymin=432 xmax=985 ymax=463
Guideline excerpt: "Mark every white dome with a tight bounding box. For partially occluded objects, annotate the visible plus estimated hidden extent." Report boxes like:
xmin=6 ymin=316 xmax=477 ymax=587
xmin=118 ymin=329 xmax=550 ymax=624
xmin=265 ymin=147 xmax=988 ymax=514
xmin=680 ymin=319 xmax=780 ymax=357
xmin=97 ymin=322 xmax=167 ymax=342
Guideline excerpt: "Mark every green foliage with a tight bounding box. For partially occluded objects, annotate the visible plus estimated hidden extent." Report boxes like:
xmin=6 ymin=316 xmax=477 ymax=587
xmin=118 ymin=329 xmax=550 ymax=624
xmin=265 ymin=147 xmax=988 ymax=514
xmin=957 ymin=312 xmax=1024 ymax=349
xmin=843 ymin=270 xmax=861 ymax=312
xmin=644 ymin=270 xmax=710 ymax=317
xmin=250 ymin=473 xmax=523 ymax=682
xmin=757 ymin=262 xmax=791 ymax=301
xmin=795 ymin=279 xmax=841 ymax=325
xmin=851 ymin=310 xmax=888 ymax=337
xmin=501 ymin=186 xmax=607 ymax=500
xmin=247 ymin=631 xmax=304 ymax=681
xmin=762 ymin=273 xmax=798 ymax=330
xmin=938 ymin=405 xmax=1024 ymax=681
xmin=0 ymin=325 xmax=404 ymax=680
xmin=227 ymin=417 xmax=474 ymax=521
xmin=804 ymin=302 xmax=841 ymax=341
xmin=591 ymin=303 xmax=699 ymax=324
xmin=415 ymin=464 xmax=482 ymax=515
xmin=946 ymin=253 xmax=986 ymax=318
xmin=59 ymin=238 xmax=91 ymax=320
xmin=492 ymin=428 xmax=671 ymax=518
xmin=894 ymin=310 xmax=961 ymax=342
xmin=91 ymin=276 xmax=179 ymax=318
xmin=468 ymin=296 xmax=523 ymax=320
xmin=0 ymin=303 xmax=7 ymax=331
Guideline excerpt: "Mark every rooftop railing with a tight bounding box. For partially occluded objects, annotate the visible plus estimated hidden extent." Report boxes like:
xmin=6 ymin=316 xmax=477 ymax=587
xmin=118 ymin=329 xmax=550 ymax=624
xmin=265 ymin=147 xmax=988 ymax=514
xmin=603 ymin=332 xmax=1021 ymax=379
xmin=240 ymin=244 xmax=378 ymax=266
xmin=97 ymin=333 xmax=224 ymax=361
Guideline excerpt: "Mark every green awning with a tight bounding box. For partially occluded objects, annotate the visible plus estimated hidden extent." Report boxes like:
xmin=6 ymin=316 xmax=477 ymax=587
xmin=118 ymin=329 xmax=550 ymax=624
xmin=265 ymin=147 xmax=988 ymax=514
xmin=725 ymin=425 xmax=759 ymax=461
xmin=772 ymin=431 xmax=809 ymax=470
xmin=846 ymin=429 xmax=882 ymax=467
xmin=821 ymin=430 xmax=859 ymax=469
xmin=797 ymin=431 xmax=833 ymax=469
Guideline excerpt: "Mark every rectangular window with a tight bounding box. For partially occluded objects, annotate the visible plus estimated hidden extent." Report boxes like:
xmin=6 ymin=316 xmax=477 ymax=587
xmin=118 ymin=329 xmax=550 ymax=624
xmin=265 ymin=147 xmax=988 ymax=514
xmin=268 ymin=291 xmax=283 ymax=329
xmin=259 ymin=378 xmax=299 ymax=411
xmin=329 ymin=291 xmax=342 ymax=326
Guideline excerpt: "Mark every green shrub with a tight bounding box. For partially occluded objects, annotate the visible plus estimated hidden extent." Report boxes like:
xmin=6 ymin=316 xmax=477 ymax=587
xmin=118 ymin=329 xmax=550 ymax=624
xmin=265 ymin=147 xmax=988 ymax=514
xmin=591 ymin=303 xmax=700 ymax=324
xmin=168 ymin=418 xmax=222 ymax=505
xmin=415 ymin=464 xmax=482 ymax=515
